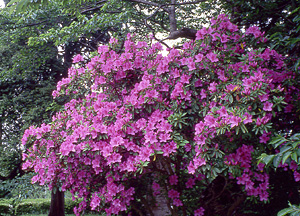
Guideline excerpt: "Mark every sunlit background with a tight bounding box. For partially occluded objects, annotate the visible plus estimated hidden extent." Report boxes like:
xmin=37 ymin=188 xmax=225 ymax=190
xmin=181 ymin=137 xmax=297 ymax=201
xmin=0 ymin=0 xmax=4 ymax=8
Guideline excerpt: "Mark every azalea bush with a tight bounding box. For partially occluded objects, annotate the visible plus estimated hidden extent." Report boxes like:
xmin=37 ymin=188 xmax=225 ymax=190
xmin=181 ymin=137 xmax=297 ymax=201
xmin=21 ymin=14 xmax=299 ymax=215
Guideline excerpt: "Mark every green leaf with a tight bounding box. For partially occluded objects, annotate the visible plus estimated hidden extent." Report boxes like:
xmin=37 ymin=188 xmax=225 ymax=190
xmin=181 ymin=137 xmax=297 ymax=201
xmin=273 ymin=154 xmax=283 ymax=168
xmin=280 ymin=146 xmax=292 ymax=153
xmin=292 ymin=152 xmax=298 ymax=162
xmin=270 ymin=137 xmax=287 ymax=148
xmin=259 ymin=154 xmax=275 ymax=166
xmin=7 ymin=0 xmax=21 ymax=6
xmin=282 ymin=151 xmax=292 ymax=164
xmin=277 ymin=207 xmax=295 ymax=216
xmin=16 ymin=0 xmax=29 ymax=14
xmin=229 ymin=94 xmax=233 ymax=104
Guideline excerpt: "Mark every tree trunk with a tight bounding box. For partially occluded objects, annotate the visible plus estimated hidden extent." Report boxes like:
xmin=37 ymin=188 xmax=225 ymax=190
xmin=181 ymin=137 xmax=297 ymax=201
xmin=150 ymin=193 xmax=171 ymax=216
xmin=48 ymin=188 xmax=65 ymax=216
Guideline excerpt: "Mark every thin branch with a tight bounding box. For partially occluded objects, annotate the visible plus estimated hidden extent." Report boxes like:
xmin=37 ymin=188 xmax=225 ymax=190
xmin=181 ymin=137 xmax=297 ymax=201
xmin=128 ymin=0 xmax=161 ymax=8
xmin=144 ymin=5 xmax=170 ymax=48
xmin=80 ymin=0 xmax=107 ymax=14
xmin=167 ymin=0 xmax=205 ymax=6
xmin=77 ymin=40 xmax=97 ymax=52
xmin=0 ymin=20 xmax=47 ymax=30
xmin=129 ymin=0 xmax=205 ymax=7
xmin=158 ymin=13 xmax=169 ymax=32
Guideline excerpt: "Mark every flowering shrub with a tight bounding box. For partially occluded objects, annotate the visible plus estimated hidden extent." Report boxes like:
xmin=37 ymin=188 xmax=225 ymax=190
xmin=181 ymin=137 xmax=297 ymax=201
xmin=22 ymin=14 xmax=297 ymax=215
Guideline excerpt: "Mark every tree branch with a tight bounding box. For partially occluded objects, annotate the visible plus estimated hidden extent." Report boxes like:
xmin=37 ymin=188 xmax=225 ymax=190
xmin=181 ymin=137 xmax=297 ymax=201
xmin=129 ymin=0 xmax=205 ymax=7
xmin=164 ymin=27 xmax=198 ymax=40
xmin=128 ymin=0 xmax=161 ymax=8
xmin=80 ymin=0 xmax=107 ymax=14
xmin=144 ymin=5 xmax=170 ymax=48
xmin=167 ymin=0 xmax=205 ymax=6
xmin=0 ymin=20 xmax=47 ymax=30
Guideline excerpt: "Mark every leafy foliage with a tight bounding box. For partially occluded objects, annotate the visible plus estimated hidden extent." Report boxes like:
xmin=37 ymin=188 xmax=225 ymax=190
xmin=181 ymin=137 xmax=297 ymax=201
xmin=277 ymin=202 xmax=300 ymax=216
xmin=0 ymin=197 xmax=84 ymax=215
xmin=0 ymin=9 xmax=61 ymax=184
xmin=6 ymin=0 xmax=220 ymax=46
xmin=258 ymin=134 xmax=300 ymax=168
xmin=0 ymin=0 xmax=109 ymax=194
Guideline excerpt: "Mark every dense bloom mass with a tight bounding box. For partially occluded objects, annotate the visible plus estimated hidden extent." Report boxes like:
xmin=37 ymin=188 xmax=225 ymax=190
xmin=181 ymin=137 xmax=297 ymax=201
xmin=22 ymin=14 xmax=297 ymax=215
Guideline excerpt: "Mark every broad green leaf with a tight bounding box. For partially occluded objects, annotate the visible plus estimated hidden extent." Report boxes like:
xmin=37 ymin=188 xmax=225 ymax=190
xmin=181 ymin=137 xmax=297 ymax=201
xmin=270 ymin=137 xmax=287 ymax=148
xmin=277 ymin=207 xmax=294 ymax=216
xmin=259 ymin=154 xmax=275 ymax=166
xmin=282 ymin=151 xmax=292 ymax=165
xmin=273 ymin=154 xmax=283 ymax=168
xmin=280 ymin=146 xmax=292 ymax=153
xmin=291 ymin=152 xmax=298 ymax=163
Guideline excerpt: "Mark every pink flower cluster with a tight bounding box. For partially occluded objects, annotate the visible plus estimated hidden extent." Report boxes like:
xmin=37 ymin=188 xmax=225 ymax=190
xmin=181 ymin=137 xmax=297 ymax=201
xmin=226 ymin=145 xmax=269 ymax=201
xmin=21 ymin=14 xmax=294 ymax=215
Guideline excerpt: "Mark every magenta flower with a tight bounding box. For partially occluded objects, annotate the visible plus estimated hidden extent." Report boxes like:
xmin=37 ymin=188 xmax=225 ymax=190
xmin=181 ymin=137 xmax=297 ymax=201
xmin=208 ymin=81 xmax=218 ymax=92
xmin=145 ymin=131 xmax=158 ymax=144
xmin=193 ymin=156 xmax=206 ymax=167
xmin=229 ymin=115 xmax=241 ymax=128
xmin=237 ymin=173 xmax=251 ymax=185
xmin=200 ymin=89 xmax=207 ymax=99
xmin=259 ymin=94 xmax=269 ymax=102
xmin=138 ymin=80 xmax=151 ymax=91
xmin=152 ymin=182 xmax=160 ymax=196
xmin=90 ymin=193 xmax=101 ymax=210
xmin=206 ymin=52 xmax=219 ymax=62
xmin=168 ymin=189 xmax=180 ymax=199
xmin=218 ymin=106 xmax=228 ymax=117
xmin=152 ymin=182 xmax=160 ymax=191
xmin=162 ymin=141 xmax=177 ymax=156
xmin=194 ymin=207 xmax=205 ymax=216
xmin=181 ymin=74 xmax=191 ymax=84
xmin=169 ymin=175 xmax=178 ymax=185
xmin=241 ymin=64 xmax=249 ymax=72
xmin=73 ymin=54 xmax=84 ymax=63
xmin=204 ymin=115 xmax=217 ymax=128
xmin=195 ymin=53 xmax=204 ymax=62
xmin=263 ymin=101 xmax=273 ymax=111
xmin=243 ymin=112 xmax=253 ymax=124
xmin=294 ymin=171 xmax=300 ymax=182
xmin=173 ymin=198 xmax=183 ymax=206
xmin=187 ymin=161 xmax=196 ymax=174
xmin=195 ymin=122 xmax=205 ymax=135
xmin=245 ymin=26 xmax=262 ymax=38
xmin=259 ymin=132 xmax=270 ymax=144
xmin=259 ymin=191 xmax=269 ymax=202
xmin=220 ymin=34 xmax=229 ymax=43
xmin=195 ymin=135 xmax=206 ymax=145
xmin=226 ymin=84 xmax=237 ymax=92
xmin=186 ymin=178 xmax=195 ymax=188
xmin=195 ymin=27 xmax=208 ymax=40
xmin=290 ymin=161 xmax=298 ymax=171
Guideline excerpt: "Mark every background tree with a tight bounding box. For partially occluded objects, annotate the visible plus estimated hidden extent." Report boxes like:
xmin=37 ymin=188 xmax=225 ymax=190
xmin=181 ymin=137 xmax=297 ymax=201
xmin=6 ymin=0 xmax=221 ymax=45
xmin=0 ymin=1 xmax=111 ymax=215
